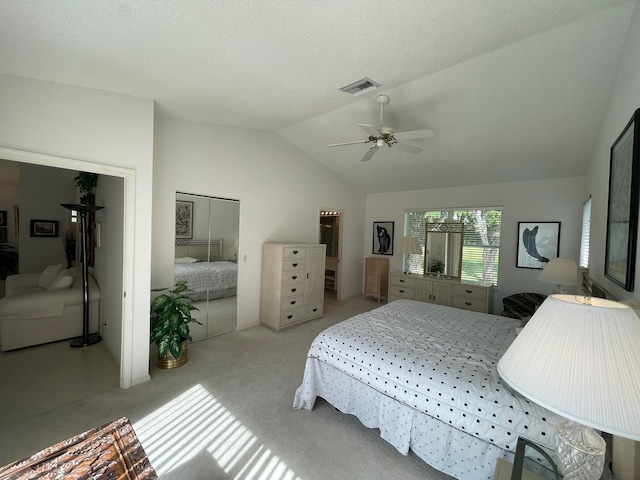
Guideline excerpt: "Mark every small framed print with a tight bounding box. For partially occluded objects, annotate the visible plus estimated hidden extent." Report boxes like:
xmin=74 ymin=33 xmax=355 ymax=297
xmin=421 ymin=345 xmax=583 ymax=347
xmin=30 ymin=219 xmax=59 ymax=238
xmin=372 ymin=221 xmax=394 ymax=255
xmin=175 ymin=200 xmax=194 ymax=239
xmin=517 ymin=222 xmax=560 ymax=269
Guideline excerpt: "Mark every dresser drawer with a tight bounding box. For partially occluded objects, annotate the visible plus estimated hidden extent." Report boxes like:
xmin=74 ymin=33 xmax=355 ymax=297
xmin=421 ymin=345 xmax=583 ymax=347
xmin=281 ymin=294 xmax=305 ymax=311
xmin=280 ymin=303 xmax=322 ymax=327
xmin=390 ymin=275 xmax=416 ymax=288
xmin=283 ymin=246 xmax=307 ymax=259
xmin=451 ymin=295 xmax=487 ymax=313
xmin=452 ymin=284 xmax=487 ymax=300
xmin=281 ymin=283 xmax=305 ymax=297
xmin=389 ymin=284 xmax=415 ymax=299
xmin=282 ymin=271 xmax=305 ymax=285
xmin=282 ymin=259 xmax=307 ymax=272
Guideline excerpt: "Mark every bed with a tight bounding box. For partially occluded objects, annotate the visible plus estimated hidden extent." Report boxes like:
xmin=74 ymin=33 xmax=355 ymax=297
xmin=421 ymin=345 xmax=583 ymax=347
xmin=293 ymin=299 xmax=563 ymax=480
xmin=174 ymin=239 xmax=238 ymax=301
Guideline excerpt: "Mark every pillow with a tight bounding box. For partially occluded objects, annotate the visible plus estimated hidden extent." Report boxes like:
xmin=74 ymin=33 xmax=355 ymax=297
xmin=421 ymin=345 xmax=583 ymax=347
xmin=175 ymin=257 xmax=198 ymax=264
xmin=47 ymin=272 xmax=74 ymax=291
xmin=37 ymin=264 xmax=65 ymax=288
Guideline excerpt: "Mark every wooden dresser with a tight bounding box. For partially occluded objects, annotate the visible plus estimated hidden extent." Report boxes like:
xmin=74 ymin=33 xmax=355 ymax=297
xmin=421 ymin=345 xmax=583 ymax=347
xmin=364 ymin=257 xmax=389 ymax=302
xmin=260 ymin=243 xmax=326 ymax=331
xmin=388 ymin=271 xmax=494 ymax=313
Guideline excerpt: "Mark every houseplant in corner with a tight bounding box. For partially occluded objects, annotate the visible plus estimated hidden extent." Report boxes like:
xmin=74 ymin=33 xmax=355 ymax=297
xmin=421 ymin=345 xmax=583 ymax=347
xmin=150 ymin=280 xmax=201 ymax=369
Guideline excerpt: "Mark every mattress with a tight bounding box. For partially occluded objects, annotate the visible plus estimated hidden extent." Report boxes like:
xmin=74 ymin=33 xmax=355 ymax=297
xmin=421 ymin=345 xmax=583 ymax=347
xmin=293 ymin=299 xmax=562 ymax=479
xmin=174 ymin=261 xmax=237 ymax=301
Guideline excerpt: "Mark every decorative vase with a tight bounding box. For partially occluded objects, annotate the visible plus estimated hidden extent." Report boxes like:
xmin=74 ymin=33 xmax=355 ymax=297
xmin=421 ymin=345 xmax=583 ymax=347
xmin=157 ymin=340 xmax=188 ymax=369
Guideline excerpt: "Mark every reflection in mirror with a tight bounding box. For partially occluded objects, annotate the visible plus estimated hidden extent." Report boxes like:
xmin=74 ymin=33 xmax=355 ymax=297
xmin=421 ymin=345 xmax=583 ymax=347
xmin=175 ymin=192 xmax=239 ymax=341
xmin=424 ymin=223 xmax=464 ymax=279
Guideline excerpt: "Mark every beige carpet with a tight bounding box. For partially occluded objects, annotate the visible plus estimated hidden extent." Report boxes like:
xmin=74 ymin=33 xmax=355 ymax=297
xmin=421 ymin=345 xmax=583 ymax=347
xmin=0 ymin=296 xmax=454 ymax=480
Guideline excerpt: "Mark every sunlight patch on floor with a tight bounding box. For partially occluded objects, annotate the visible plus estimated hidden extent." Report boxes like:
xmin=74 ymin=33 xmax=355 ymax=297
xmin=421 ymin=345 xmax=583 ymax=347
xmin=134 ymin=384 xmax=301 ymax=480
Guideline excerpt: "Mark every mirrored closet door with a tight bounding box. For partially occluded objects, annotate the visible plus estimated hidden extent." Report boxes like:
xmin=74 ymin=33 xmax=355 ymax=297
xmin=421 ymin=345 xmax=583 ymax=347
xmin=175 ymin=192 xmax=240 ymax=341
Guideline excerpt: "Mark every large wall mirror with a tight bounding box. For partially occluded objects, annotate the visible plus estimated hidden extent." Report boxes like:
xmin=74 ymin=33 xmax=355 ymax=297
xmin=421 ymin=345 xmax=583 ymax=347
xmin=424 ymin=222 xmax=464 ymax=279
xmin=175 ymin=192 xmax=240 ymax=341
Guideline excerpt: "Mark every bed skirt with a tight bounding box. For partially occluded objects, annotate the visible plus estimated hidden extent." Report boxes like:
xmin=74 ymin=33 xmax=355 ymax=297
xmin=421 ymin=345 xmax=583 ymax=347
xmin=294 ymin=358 xmax=515 ymax=480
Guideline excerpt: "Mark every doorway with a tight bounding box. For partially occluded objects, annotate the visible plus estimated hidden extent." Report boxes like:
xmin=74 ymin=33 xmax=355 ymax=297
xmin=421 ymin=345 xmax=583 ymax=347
xmin=319 ymin=209 xmax=342 ymax=303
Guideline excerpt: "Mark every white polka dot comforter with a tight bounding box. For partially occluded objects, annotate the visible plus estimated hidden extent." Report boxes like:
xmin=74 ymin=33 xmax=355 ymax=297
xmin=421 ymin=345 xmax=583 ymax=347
xmin=294 ymin=299 xmax=562 ymax=480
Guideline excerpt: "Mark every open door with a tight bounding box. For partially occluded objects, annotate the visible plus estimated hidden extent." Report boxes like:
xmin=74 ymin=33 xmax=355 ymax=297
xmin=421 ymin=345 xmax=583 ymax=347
xmin=319 ymin=209 xmax=342 ymax=302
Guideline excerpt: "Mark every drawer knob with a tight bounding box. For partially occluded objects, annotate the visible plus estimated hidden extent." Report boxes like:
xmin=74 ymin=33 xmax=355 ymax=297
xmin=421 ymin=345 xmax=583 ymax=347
xmin=312 ymin=308 xmax=318 ymax=312
xmin=291 ymin=300 xmax=297 ymax=305
xmin=465 ymin=302 xmax=472 ymax=306
xmin=292 ymin=275 xmax=298 ymax=280
xmin=291 ymin=288 xmax=297 ymax=292
xmin=399 ymin=279 xmax=405 ymax=284
xmin=287 ymin=315 xmax=293 ymax=319
xmin=399 ymin=289 xmax=405 ymax=293
xmin=465 ymin=289 xmax=472 ymax=294
xmin=293 ymin=250 xmax=299 ymax=254
xmin=293 ymin=263 xmax=298 ymax=267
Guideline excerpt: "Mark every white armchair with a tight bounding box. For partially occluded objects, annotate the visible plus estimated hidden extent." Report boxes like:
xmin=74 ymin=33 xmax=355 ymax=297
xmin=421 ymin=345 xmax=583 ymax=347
xmin=0 ymin=264 xmax=101 ymax=351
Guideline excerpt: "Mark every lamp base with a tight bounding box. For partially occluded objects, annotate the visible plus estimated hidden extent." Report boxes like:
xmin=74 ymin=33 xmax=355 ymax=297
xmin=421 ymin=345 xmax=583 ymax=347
xmin=70 ymin=334 xmax=102 ymax=348
xmin=555 ymin=420 xmax=605 ymax=480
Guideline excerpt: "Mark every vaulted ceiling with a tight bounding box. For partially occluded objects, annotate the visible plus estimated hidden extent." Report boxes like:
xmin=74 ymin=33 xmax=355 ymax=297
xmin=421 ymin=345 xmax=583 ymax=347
xmin=0 ymin=1 xmax=636 ymax=193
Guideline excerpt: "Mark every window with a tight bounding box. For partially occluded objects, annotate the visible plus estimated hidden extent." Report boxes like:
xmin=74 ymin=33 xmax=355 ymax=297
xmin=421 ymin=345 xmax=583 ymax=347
xmin=404 ymin=208 xmax=503 ymax=285
xmin=579 ymin=197 xmax=591 ymax=268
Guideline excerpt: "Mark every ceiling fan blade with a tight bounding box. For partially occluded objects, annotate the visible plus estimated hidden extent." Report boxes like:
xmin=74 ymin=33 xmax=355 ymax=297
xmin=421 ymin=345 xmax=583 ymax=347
xmin=393 ymin=128 xmax=435 ymax=140
xmin=394 ymin=142 xmax=422 ymax=155
xmin=361 ymin=146 xmax=378 ymax=162
xmin=328 ymin=140 xmax=370 ymax=147
xmin=358 ymin=123 xmax=379 ymax=137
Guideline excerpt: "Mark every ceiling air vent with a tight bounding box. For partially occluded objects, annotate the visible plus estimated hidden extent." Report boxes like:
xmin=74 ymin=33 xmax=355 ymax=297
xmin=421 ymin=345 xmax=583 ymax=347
xmin=339 ymin=77 xmax=381 ymax=96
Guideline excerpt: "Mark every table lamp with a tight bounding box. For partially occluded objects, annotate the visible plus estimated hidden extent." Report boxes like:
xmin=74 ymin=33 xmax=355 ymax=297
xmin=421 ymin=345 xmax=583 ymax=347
xmin=398 ymin=236 xmax=422 ymax=275
xmin=538 ymin=257 xmax=578 ymax=293
xmin=497 ymin=295 xmax=640 ymax=479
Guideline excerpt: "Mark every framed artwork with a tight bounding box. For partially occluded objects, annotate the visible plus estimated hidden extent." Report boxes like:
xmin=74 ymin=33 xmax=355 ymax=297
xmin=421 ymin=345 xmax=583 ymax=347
xmin=0 ymin=228 xmax=7 ymax=243
xmin=30 ymin=219 xmax=59 ymax=238
xmin=175 ymin=200 xmax=194 ymax=239
xmin=372 ymin=221 xmax=394 ymax=255
xmin=516 ymin=222 xmax=560 ymax=269
xmin=605 ymin=108 xmax=640 ymax=291
xmin=0 ymin=210 xmax=6 ymax=226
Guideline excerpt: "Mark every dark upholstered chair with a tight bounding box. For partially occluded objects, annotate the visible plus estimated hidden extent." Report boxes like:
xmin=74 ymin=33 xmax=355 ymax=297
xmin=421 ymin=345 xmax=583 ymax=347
xmin=501 ymin=293 xmax=547 ymax=320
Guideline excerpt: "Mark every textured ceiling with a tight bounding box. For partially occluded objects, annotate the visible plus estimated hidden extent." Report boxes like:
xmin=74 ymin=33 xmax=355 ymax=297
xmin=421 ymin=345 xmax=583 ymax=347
xmin=0 ymin=1 xmax=636 ymax=193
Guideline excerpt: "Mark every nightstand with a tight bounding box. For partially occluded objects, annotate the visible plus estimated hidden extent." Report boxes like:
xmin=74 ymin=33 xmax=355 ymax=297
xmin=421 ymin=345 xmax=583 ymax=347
xmin=493 ymin=437 xmax=620 ymax=480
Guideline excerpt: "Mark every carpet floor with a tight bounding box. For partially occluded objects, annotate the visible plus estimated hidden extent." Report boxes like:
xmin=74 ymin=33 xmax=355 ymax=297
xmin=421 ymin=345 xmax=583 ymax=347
xmin=0 ymin=296 xmax=454 ymax=480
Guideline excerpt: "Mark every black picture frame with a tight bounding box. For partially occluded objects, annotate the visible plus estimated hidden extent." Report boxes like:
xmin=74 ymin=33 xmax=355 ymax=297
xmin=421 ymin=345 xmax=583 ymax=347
xmin=175 ymin=200 xmax=194 ymax=239
xmin=30 ymin=219 xmax=59 ymax=238
xmin=0 ymin=210 xmax=6 ymax=226
xmin=372 ymin=221 xmax=394 ymax=255
xmin=605 ymin=108 xmax=640 ymax=291
xmin=516 ymin=222 xmax=560 ymax=269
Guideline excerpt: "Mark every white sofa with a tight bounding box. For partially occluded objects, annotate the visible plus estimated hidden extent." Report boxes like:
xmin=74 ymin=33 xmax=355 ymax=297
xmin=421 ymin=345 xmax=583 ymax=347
xmin=0 ymin=264 xmax=101 ymax=351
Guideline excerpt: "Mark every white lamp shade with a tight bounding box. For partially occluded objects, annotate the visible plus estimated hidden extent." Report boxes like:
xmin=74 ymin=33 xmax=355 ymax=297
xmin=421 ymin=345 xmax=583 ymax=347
xmin=538 ymin=257 xmax=578 ymax=286
xmin=398 ymin=236 xmax=422 ymax=255
xmin=497 ymin=295 xmax=640 ymax=441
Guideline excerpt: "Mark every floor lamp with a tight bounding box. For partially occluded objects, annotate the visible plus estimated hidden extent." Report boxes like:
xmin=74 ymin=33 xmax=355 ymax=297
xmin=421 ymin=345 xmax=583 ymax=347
xmin=61 ymin=203 xmax=104 ymax=347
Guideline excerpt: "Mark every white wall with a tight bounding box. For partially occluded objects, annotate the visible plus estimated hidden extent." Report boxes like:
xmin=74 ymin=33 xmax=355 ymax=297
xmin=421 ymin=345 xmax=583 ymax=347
xmin=152 ymin=117 xmax=367 ymax=330
xmin=0 ymin=74 xmax=154 ymax=388
xmin=585 ymin=4 xmax=640 ymax=303
xmin=366 ymin=176 xmax=584 ymax=313
xmin=18 ymin=164 xmax=76 ymax=273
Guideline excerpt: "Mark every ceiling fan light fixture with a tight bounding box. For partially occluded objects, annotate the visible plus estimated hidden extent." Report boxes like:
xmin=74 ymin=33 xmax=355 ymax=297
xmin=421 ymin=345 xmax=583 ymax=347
xmin=339 ymin=77 xmax=381 ymax=96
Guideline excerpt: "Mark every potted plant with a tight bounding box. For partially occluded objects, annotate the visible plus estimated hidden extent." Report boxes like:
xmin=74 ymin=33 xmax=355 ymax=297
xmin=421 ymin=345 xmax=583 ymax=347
xmin=74 ymin=172 xmax=99 ymax=199
xmin=150 ymin=280 xmax=201 ymax=369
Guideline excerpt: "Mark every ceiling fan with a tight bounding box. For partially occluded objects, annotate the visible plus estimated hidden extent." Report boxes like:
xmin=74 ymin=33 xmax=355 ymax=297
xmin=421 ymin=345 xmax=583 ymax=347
xmin=329 ymin=94 xmax=435 ymax=162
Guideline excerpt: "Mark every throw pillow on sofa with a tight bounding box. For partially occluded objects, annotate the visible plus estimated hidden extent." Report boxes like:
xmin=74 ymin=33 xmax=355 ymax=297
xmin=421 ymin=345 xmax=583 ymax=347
xmin=47 ymin=271 xmax=74 ymax=291
xmin=37 ymin=264 xmax=65 ymax=289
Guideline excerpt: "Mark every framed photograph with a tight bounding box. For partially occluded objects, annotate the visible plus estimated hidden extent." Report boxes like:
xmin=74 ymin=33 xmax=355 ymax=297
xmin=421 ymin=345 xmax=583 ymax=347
xmin=605 ymin=108 xmax=640 ymax=291
xmin=372 ymin=221 xmax=394 ymax=255
xmin=517 ymin=222 xmax=560 ymax=269
xmin=0 ymin=210 xmax=6 ymax=226
xmin=175 ymin=200 xmax=194 ymax=239
xmin=30 ymin=219 xmax=59 ymax=238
